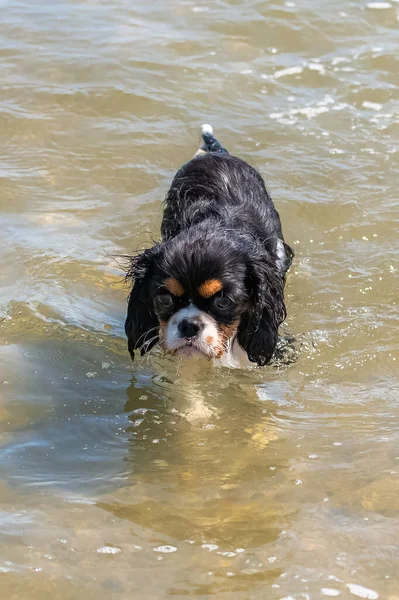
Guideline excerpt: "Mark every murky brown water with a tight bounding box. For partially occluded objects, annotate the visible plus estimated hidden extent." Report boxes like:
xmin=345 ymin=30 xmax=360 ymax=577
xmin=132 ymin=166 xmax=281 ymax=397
xmin=1 ymin=0 xmax=398 ymax=598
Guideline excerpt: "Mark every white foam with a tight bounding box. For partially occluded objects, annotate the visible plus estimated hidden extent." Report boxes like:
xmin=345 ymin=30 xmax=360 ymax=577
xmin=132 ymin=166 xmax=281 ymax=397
xmin=335 ymin=66 xmax=356 ymax=72
xmin=346 ymin=584 xmax=379 ymax=599
xmin=269 ymin=99 xmax=335 ymax=123
xmin=201 ymin=543 xmax=218 ymax=552
xmin=362 ymin=101 xmax=383 ymax=111
xmin=295 ymin=106 xmax=329 ymax=118
xmin=97 ymin=546 xmax=121 ymax=554
xmin=366 ymin=2 xmax=392 ymax=7
xmin=308 ymin=63 xmax=326 ymax=74
xmin=321 ymin=589 xmax=341 ymax=597
xmin=332 ymin=103 xmax=349 ymax=111
xmin=153 ymin=545 xmax=178 ymax=553
xmin=269 ymin=112 xmax=284 ymax=120
xmin=201 ymin=123 xmax=213 ymax=135
xmin=318 ymin=94 xmax=335 ymax=105
xmin=274 ymin=65 xmax=303 ymax=79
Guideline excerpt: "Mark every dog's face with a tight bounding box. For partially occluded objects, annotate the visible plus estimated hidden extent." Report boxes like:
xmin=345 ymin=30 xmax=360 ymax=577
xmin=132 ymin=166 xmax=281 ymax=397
xmin=125 ymin=229 xmax=286 ymax=366
xmin=154 ymin=274 xmax=245 ymax=360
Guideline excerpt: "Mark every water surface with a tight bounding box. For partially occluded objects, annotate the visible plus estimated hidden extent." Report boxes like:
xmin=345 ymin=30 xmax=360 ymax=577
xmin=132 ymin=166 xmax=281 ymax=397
xmin=1 ymin=0 xmax=398 ymax=598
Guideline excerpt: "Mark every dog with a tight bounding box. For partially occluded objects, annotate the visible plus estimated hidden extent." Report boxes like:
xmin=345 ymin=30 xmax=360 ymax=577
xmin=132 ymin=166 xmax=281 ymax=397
xmin=125 ymin=125 xmax=293 ymax=368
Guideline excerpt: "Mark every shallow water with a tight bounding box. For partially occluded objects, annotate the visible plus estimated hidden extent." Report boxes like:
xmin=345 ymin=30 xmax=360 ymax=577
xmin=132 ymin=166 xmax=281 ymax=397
xmin=1 ymin=0 xmax=398 ymax=598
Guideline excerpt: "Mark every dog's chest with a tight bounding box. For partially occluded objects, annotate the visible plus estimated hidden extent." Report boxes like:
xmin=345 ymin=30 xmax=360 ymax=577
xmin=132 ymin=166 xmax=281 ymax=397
xmin=213 ymin=337 xmax=253 ymax=369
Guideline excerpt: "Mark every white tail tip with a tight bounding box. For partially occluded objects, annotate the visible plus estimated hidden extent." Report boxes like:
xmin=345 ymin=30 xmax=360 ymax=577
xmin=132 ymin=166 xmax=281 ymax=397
xmin=201 ymin=123 xmax=213 ymax=136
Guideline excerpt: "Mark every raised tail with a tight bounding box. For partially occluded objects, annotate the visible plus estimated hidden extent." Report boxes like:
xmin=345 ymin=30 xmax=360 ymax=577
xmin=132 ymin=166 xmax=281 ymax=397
xmin=194 ymin=124 xmax=229 ymax=157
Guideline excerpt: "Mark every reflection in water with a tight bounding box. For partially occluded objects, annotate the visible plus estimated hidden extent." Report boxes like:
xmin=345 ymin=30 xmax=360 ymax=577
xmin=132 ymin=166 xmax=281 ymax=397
xmin=101 ymin=373 xmax=289 ymax=548
xmin=98 ymin=370 xmax=290 ymax=589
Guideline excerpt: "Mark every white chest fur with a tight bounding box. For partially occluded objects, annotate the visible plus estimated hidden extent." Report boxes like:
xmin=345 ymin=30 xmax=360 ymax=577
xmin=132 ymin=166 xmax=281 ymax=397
xmin=213 ymin=336 xmax=253 ymax=369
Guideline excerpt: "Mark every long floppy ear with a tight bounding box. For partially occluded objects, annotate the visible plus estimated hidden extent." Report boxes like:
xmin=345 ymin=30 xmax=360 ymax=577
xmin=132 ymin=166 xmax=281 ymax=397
xmin=125 ymin=245 xmax=161 ymax=361
xmin=237 ymin=257 xmax=286 ymax=366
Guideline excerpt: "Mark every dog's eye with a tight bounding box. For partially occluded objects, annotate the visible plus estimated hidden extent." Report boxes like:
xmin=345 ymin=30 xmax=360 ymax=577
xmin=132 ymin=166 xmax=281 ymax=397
xmin=214 ymin=295 xmax=232 ymax=310
xmin=156 ymin=293 xmax=173 ymax=308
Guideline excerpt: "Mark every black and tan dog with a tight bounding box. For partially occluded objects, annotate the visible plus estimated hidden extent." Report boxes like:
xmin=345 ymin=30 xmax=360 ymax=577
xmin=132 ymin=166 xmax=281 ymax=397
xmin=125 ymin=125 xmax=293 ymax=368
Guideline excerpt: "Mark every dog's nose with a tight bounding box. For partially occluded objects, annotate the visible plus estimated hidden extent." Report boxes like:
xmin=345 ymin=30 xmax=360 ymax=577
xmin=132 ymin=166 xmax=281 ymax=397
xmin=178 ymin=317 xmax=203 ymax=338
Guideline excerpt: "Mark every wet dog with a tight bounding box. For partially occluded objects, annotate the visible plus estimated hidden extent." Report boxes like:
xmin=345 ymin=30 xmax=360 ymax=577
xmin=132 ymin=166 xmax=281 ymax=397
xmin=125 ymin=125 xmax=293 ymax=367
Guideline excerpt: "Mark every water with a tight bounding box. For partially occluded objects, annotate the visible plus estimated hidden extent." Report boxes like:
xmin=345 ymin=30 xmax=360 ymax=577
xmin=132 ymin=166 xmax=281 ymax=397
xmin=1 ymin=0 xmax=398 ymax=598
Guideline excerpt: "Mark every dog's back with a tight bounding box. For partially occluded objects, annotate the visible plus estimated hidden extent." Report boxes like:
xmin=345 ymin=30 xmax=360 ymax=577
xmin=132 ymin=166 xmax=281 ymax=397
xmin=161 ymin=126 xmax=293 ymax=274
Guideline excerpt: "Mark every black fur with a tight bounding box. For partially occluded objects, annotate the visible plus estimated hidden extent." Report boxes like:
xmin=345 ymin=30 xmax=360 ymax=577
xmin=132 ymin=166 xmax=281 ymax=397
xmin=125 ymin=246 xmax=159 ymax=358
xmin=126 ymin=144 xmax=293 ymax=366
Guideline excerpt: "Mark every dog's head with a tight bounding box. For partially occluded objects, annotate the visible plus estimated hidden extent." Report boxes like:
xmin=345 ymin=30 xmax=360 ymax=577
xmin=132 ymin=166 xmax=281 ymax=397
xmin=125 ymin=227 xmax=286 ymax=366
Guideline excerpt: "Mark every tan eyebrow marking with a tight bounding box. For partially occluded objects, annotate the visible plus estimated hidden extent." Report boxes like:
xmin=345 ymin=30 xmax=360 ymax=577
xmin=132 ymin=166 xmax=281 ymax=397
xmin=198 ymin=279 xmax=223 ymax=298
xmin=165 ymin=277 xmax=185 ymax=297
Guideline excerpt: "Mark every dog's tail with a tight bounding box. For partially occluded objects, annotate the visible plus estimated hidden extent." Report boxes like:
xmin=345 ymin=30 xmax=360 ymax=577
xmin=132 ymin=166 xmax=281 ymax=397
xmin=194 ymin=124 xmax=229 ymax=157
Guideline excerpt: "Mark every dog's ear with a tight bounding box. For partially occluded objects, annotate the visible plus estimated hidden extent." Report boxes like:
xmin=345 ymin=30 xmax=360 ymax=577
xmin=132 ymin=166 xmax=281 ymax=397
xmin=125 ymin=245 xmax=161 ymax=361
xmin=237 ymin=257 xmax=286 ymax=366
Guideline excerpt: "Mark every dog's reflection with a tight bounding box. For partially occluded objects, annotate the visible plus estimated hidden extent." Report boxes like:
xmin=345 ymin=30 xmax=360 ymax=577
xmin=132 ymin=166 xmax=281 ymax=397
xmin=98 ymin=366 xmax=294 ymax=551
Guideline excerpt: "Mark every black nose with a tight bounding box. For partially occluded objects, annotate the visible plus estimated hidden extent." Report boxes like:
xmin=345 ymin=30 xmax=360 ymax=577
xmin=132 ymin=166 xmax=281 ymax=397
xmin=178 ymin=317 xmax=203 ymax=338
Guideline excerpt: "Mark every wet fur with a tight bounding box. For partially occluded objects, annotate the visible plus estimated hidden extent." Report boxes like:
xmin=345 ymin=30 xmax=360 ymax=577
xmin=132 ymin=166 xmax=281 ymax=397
xmin=126 ymin=151 xmax=293 ymax=366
